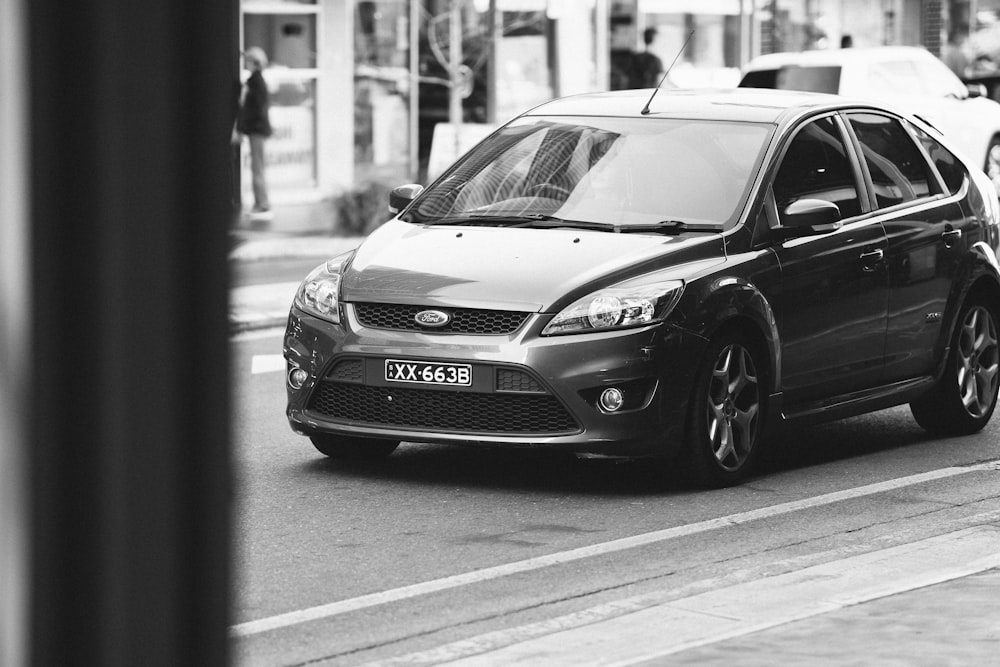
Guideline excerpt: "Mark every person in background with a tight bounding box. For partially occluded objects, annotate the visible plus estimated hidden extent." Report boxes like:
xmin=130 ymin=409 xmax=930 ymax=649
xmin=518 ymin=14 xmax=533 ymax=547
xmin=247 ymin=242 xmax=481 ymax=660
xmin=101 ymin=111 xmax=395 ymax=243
xmin=943 ymin=32 xmax=971 ymax=79
xmin=632 ymin=28 xmax=664 ymax=88
xmin=233 ymin=46 xmax=273 ymax=220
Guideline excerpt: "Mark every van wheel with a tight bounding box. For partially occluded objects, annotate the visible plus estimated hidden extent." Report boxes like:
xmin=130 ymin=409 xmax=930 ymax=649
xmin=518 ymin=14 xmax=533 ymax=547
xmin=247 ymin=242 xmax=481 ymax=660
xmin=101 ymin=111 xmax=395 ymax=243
xmin=310 ymin=435 xmax=400 ymax=459
xmin=683 ymin=333 xmax=765 ymax=487
xmin=910 ymin=299 xmax=999 ymax=434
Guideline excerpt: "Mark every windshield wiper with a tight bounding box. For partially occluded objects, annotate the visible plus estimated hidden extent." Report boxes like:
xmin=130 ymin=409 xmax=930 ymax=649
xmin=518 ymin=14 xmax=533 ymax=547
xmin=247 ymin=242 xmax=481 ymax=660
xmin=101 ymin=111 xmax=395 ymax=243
xmin=616 ymin=219 xmax=723 ymax=235
xmin=419 ymin=214 xmax=614 ymax=231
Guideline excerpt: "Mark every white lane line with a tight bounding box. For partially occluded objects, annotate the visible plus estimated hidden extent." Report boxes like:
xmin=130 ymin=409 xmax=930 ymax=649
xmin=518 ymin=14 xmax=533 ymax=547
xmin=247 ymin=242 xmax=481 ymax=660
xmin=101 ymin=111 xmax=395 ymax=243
xmin=435 ymin=527 xmax=1000 ymax=667
xmin=230 ymin=461 xmax=997 ymax=638
xmin=371 ymin=509 xmax=1000 ymax=666
xmin=251 ymin=354 xmax=285 ymax=375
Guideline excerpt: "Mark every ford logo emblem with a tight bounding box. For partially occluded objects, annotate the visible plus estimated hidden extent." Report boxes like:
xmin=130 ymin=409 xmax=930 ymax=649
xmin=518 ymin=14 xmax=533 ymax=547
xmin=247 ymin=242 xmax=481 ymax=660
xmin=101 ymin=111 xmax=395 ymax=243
xmin=415 ymin=309 xmax=451 ymax=327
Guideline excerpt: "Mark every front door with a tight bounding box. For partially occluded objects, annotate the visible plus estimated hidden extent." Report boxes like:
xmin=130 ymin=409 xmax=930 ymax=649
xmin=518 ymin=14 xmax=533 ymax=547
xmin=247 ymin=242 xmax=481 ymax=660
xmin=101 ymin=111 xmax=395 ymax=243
xmin=765 ymin=114 xmax=890 ymax=406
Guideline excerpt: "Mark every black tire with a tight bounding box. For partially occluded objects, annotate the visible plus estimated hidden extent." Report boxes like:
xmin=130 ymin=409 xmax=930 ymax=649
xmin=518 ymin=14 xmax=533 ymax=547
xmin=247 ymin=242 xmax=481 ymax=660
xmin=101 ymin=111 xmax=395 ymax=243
xmin=910 ymin=298 xmax=999 ymax=435
xmin=683 ymin=332 xmax=766 ymax=487
xmin=310 ymin=434 xmax=400 ymax=459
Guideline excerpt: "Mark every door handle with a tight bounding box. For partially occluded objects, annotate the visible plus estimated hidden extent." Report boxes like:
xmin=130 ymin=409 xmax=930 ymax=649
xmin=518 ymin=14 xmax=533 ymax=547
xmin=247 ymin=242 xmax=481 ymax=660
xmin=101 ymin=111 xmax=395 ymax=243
xmin=942 ymin=228 xmax=962 ymax=248
xmin=859 ymin=248 xmax=884 ymax=272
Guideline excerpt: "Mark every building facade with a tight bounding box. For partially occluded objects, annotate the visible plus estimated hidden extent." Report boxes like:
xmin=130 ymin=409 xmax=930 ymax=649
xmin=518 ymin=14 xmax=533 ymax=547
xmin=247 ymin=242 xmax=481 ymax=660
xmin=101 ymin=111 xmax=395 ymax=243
xmin=236 ymin=0 xmax=978 ymax=226
xmin=237 ymin=0 xmax=610 ymax=225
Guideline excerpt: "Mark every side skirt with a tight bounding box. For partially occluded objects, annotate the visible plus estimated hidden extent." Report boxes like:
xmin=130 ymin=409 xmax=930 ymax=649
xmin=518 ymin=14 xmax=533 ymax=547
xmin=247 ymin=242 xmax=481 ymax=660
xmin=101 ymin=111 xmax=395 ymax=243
xmin=779 ymin=377 xmax=937 ymax=427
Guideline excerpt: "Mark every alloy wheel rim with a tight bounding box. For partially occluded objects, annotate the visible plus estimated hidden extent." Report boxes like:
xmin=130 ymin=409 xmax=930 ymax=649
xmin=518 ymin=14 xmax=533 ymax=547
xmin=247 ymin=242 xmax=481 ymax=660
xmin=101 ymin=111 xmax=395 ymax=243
xmin=989 ymin=144 xmax=1000 ymax=192
xmin=956 ymin=306 xmax=999 ymax=418
xmin=707 ymin=344 xmax=760 ymax=471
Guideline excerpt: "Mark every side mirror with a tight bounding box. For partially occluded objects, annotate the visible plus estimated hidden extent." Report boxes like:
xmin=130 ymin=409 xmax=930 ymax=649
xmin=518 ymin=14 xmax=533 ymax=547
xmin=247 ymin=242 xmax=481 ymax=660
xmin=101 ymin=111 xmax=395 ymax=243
xmin=388 ymin=183 xmax=424 ymax=215
xmin=780 ymin=198 xmax=842 ymax=235
xmin=966 ymin=82 xmax=988 ymax=99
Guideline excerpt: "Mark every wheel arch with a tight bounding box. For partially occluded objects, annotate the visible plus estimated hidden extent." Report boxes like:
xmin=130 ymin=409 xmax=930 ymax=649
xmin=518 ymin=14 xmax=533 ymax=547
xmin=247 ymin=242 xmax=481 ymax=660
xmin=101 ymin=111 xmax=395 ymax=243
xmin=688 ymin=279 xmax=782 ymax=397
xmin=934 ymin=245 xmax=1000 ymax=381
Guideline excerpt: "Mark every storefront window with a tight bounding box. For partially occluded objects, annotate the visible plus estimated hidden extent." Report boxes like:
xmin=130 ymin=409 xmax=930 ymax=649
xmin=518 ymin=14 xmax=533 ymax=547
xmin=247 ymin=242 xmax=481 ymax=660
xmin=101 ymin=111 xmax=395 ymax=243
xmin=244 ymin=14 xmax=318 ymax=69
xmin=241 ymin=2 xmax=319 ymax=199
xmin=355 ymin=0 xmax=413 ymax=183
xmin=494 ymin=6 xmax=554 ymax=120
xmin=636 ymin=0 xmax=743 ymax=88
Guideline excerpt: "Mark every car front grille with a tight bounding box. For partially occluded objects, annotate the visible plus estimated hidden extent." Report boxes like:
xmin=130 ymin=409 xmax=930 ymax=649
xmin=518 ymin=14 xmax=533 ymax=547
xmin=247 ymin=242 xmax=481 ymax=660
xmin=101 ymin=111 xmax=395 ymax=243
xmin=307 ymin=382 xmax=580 ymax=435
xmin=353 ymin=303 xmax=531 ymax=335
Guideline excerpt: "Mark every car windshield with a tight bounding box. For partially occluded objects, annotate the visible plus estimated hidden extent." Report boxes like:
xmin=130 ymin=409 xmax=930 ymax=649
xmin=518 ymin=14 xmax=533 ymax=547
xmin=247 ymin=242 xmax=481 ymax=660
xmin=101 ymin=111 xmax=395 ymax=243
xmin=409 ymin=115 xmax=774 ymax=229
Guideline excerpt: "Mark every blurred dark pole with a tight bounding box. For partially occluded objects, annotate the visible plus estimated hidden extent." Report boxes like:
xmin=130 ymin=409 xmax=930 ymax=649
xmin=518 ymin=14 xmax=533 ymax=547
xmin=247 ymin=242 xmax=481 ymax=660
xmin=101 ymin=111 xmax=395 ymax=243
xmin=0 ymin=0 xmax=30 ymax=664
xmin=487 ymin=0 xmax=499 ymax=123
xmin=27 ymin=0 xmax=234 ymax=664
xmin=410 ymin=0 xmax=420 ymax=180
xmin=449 ymin=0 xmax=464 ymax=130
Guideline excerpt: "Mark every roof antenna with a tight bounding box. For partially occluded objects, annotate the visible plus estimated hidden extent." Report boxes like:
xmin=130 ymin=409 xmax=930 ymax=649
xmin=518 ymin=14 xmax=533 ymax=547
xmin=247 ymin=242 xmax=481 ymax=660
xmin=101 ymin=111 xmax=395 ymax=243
xmin=641 ymin=29 xmax=695 ymax=115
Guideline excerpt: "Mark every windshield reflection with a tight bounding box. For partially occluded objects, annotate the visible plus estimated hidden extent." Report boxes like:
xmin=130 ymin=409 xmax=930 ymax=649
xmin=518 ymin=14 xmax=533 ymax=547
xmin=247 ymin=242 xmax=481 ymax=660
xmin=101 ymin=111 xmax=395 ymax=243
xmin=413 ymin=115 xmax=773 ymax=228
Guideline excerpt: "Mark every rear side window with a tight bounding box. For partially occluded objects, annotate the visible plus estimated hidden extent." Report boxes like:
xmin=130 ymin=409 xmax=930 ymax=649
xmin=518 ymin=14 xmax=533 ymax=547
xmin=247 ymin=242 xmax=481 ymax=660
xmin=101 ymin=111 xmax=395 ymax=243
xmin=912 ymin=125 xmax=967 ymax=195
xmin=847 ymin=113 xmax=938 ymax=209
xmin=739 ymin=69 xmax=777 ymax=89
xmin=773 ymin=115 xmax=861 ymax=221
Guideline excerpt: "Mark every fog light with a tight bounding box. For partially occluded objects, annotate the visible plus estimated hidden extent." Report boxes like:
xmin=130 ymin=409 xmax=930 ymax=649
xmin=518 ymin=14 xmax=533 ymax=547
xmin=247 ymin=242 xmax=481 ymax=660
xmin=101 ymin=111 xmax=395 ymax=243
xmin=599 ymin=387 xmax=625 ymax=412
xmin=288 ymin=368 xmax=309 ymax=390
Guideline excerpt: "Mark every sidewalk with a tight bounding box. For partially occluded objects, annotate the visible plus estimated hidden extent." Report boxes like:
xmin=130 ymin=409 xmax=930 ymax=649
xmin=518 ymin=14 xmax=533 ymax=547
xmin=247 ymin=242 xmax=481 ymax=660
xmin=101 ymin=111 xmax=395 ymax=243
xmin=376 ymin=527 xmax=1000 ymax=666
xmin=228 ymin=204 xmax=365 ymax=332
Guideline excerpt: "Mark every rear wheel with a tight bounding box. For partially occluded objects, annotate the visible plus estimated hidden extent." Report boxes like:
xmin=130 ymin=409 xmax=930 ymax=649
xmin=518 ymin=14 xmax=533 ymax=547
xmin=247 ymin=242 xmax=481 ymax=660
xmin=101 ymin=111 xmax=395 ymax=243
xmin=683 ymin=333 xmax=765 ymax=487
xmin=310 ymin=434 xmax=400 ymax=459
xmin=910 ymin=298 xmax=999 ymax=435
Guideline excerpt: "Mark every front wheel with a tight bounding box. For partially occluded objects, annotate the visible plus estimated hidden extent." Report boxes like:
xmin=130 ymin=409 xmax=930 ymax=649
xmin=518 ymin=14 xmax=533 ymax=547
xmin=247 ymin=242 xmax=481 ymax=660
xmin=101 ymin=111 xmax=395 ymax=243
xmin=683 ymin=333 xmax=766 ymax=487
xmin=310 ymin=434 xmax=400 ymax=459
xmin=910 ymin=298 xmax=999 ymax=435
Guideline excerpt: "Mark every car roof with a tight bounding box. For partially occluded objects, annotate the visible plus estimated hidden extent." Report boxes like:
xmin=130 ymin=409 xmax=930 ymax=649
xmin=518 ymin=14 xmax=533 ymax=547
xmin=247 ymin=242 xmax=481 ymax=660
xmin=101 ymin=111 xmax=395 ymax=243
xmin=744 ymin=45 xmax=938 ymax=71
xmin=525 ymin=87 xmax=852 ymax=124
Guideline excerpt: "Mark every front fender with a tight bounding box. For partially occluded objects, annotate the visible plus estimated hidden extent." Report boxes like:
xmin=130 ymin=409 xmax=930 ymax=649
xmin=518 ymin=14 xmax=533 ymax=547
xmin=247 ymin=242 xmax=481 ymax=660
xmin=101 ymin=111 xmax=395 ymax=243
xmin=674 ymin=275 xmax=782 ymax=396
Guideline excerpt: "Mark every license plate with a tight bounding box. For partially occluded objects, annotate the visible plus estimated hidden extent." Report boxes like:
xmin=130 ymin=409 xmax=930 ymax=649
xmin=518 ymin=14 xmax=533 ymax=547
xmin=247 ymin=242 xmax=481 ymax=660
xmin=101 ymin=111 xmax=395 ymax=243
xmin=385 ymin=359 xmax=472 ymax=386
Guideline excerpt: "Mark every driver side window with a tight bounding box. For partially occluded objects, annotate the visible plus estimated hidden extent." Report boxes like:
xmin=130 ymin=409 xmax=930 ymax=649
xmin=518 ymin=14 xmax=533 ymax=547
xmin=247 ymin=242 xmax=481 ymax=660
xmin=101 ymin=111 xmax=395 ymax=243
xmin=772 ymin=116 xmax=862 ymax=223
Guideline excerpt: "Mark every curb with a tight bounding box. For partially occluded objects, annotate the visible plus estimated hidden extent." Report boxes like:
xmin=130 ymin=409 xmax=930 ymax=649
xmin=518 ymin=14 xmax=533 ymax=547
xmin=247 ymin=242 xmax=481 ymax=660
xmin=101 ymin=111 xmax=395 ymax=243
xmin=229 ymin=236 xmax=363 ymax=262
xmin=228 ymin=237 xmax=365 ymax=333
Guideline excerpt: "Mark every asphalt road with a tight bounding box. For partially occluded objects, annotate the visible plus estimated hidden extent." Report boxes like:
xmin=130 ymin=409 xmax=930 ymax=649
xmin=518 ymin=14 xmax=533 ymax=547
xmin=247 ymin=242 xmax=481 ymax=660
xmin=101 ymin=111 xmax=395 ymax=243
xmin=231 ymin=328 xmax=1000 ymax=666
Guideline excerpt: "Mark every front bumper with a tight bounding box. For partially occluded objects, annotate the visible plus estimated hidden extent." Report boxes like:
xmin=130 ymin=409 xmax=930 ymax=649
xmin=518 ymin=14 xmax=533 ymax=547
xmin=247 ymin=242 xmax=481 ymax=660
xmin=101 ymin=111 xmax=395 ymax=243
xmin=284 ymin=303 xmax=708 ymax=458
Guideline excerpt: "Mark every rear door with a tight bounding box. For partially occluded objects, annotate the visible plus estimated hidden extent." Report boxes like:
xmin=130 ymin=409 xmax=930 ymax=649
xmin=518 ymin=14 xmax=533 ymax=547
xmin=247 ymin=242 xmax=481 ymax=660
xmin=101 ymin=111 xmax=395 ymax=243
xmin=842 ymin=111 xmax=974 ymax=382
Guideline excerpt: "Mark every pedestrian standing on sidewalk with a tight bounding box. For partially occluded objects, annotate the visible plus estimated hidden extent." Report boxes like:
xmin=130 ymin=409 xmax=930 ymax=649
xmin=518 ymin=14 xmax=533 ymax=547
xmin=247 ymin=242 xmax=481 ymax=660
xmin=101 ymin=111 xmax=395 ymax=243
xmin=233 ymin=46 xmax=273 ymax=220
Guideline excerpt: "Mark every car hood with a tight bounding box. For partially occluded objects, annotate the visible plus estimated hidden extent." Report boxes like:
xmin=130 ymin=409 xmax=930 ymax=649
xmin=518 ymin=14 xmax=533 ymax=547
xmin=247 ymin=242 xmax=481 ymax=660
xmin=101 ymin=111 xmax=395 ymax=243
xmin=340 ymin=220 xmax=725 ymax=312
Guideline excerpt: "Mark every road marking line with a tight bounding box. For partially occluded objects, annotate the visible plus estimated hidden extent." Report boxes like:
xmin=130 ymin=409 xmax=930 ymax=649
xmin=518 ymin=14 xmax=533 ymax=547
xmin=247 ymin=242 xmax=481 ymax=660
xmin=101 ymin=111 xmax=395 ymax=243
xmin=369 ymin=509 xmax=1000 ymax=666
xmin=230 ymin=460 xmax=997 ymax=638
xmin=251 ymin=354 xmax=285 ymax=375
xmin=427 ymin=527 xmax=1000 ymax=667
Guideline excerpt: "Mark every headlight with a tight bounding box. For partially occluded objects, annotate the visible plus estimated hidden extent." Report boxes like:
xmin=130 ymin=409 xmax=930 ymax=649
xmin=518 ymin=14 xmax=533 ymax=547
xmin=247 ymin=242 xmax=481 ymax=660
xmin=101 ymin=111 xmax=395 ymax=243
xmin=293 ymin=251 xmax=354 ymax=323
xmin=541 ymin=279 xmax=684 ymax=335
